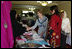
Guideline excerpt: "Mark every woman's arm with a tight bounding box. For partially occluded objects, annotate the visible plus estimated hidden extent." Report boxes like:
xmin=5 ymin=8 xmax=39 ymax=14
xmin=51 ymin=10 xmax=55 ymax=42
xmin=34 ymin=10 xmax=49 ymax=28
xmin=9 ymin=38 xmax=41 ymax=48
xmin=30 ymin=20 xmax=38 ymax=29
xmin=46 ymin=18 xmax=48 ymax=33
xmin=27 ymin=20 xmax=38 ymax=31
xmin=64 ymin=18 xmax=71 ymax=33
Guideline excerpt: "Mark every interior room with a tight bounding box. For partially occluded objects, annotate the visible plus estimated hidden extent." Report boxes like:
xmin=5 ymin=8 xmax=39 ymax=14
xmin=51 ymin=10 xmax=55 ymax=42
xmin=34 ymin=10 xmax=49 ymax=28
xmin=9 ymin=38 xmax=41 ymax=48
xmin=1 ymin=1 xmax=71 ymax=48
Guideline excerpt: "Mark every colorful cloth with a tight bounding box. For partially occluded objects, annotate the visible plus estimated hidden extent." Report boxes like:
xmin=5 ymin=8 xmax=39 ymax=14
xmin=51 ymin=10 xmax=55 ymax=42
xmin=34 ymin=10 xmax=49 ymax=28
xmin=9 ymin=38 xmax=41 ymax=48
xmin=49 ymin=14 xmax=62 ymax=47
xmin=25 ymin=40 xmax=49 ymax=45
xmin=1 ymin=1 xmax=14 ymax=48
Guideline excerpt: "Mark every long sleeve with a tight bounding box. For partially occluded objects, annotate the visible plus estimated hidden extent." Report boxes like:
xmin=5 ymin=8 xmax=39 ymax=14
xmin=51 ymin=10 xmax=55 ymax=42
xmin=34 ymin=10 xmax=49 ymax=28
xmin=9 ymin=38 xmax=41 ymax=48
xmin=65 ymin=18 xmax=71 ymax=33
xmin=62 ymin=18 xmax=71 ymax=33
xmin=49 ymin=15 xmax=58 ymax=33
xmin=64 ymin=18 xmax=71 ymax=46
xmin=45 ymin=18 xmax=48 ymax=32
xmin=31 ymin=20 xmax=38 ymax=29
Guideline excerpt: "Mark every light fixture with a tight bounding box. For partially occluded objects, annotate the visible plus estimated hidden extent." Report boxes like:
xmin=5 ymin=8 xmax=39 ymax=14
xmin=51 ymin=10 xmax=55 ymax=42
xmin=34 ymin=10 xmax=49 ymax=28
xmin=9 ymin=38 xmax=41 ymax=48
xmin=37 ymin=1 xmax=41 ymax=3
xmin=29 ymin=8 xmax=31 ymax=9
xmin=22 ymin=14 xmax=25 ymax=16
xmin=22 ymin=11 xmax=28 ymax=13
xmin=47 ymin=1 xmax=52 ymax=4
xmin=34 ymin=8 xmax=35 ymax=9
xmin=29 ymin=7 xmax=36 ymax=11
xmin=41 ymin=2 xmax=48 ymax=6
xmin=37 ymin=1 xmax=52 ymax=6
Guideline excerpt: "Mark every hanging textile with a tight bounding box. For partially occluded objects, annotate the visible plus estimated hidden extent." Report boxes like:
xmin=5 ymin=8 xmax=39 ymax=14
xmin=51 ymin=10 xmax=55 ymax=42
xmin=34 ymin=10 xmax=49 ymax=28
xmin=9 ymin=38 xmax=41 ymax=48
xmin=1 ymin=1 xmax=14 ymax=48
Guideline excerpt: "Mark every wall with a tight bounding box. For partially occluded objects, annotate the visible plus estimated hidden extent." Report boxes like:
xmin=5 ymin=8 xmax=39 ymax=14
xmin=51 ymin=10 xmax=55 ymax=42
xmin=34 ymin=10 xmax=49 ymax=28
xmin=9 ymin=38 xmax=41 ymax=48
xmin=12 ymin=1 xmax=71 ymax=22
xmin=12 ymin=8 xmax=29 ymax=14
xmin=58 ymin=1 xmax=71 ymax=22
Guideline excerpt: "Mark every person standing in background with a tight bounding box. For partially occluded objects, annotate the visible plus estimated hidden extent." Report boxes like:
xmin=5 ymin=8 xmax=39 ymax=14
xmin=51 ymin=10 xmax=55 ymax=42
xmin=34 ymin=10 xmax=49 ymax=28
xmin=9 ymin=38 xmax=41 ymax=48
xmin=10 ymin=10 xmax=27 ymax=47
xmin=60 ymin=10 xmax=71 ymax=48
xmin=49 ymin=5 xmax=62 ymax=48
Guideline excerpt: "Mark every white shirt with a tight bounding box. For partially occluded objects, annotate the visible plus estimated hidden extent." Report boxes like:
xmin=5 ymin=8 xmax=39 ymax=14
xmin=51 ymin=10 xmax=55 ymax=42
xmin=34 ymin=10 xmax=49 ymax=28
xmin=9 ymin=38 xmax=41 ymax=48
xmin=61 ymin=18 xmax=71 ymax=45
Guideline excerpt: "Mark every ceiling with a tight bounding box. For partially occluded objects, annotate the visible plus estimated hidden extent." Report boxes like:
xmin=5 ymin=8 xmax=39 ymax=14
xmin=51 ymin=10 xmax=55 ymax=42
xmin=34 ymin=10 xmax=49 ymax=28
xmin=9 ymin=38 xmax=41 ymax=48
xmin=11 ymin=1 xmax=68 ymax=6
xmin=11 ymin=1 xmax=70 ymax=10
xmin=12 ymin=1 xmax=55 ymax=6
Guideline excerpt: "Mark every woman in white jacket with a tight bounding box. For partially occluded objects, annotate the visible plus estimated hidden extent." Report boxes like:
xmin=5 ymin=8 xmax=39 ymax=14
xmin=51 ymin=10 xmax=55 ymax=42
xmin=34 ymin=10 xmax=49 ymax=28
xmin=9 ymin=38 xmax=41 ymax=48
xmin=61 ymin=10 xmax=71 ymax=47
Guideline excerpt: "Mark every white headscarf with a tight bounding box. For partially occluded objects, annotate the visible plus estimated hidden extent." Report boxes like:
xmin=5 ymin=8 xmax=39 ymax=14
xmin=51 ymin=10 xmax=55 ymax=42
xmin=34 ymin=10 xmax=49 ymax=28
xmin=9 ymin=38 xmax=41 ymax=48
xmin=61 ymin=11 xmax=71 ymax=34
xmin=63 ymin=11 xmax=67 ymax=19
xmin=61 ymin=10 xmax=71 ymax=45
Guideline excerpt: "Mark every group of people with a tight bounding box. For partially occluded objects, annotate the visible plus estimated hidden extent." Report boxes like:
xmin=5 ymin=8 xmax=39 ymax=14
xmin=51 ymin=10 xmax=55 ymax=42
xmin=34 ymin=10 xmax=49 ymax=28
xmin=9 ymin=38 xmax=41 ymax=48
xmin=10 ymin=5 xmax=71 ymax=48
xmin=26 ymin=5 xmax=71 ymax=48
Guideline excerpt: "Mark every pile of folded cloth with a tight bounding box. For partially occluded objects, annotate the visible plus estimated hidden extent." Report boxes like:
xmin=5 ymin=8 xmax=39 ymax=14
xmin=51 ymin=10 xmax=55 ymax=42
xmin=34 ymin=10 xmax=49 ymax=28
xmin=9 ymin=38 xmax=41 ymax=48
xmin=15 ymin=30 xmax=50 ymax=48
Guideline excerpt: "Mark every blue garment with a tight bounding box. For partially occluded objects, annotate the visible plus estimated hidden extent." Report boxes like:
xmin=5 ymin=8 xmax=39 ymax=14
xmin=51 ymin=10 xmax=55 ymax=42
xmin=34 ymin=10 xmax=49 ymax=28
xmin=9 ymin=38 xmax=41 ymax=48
xmin=25 ymin=40 xmax=49 ymax=45
xmin=31 ymin=16 xmax=48 ymax=38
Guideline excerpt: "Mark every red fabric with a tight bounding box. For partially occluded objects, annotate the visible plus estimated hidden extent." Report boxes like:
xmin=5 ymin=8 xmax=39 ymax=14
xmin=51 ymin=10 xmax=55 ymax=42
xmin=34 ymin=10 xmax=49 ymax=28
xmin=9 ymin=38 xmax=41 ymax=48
xmin=49 ymin=14 xmax=62 ymax=47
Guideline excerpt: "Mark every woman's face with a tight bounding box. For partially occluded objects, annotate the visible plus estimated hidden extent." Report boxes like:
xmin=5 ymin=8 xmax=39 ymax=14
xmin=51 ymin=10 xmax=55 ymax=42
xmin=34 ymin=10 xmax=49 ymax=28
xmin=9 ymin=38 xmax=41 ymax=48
xmin=50 ymin=10 xmax=55 ymax=14
xmin=61 ymin=12 xmax=64 ymax=18
xmin=37 ymin=12 xmax=42 ymax=18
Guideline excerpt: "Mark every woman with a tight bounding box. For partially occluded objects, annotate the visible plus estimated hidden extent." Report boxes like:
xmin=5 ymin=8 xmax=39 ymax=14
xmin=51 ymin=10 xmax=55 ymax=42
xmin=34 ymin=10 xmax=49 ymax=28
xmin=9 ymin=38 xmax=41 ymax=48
xmin=49 ymin=5 xmax=62 ymax=48
xmin=60 ymin=10 xmax=71 ymax=48
xmin=10 ymin=10 xmax=27 ymax=47
xmin=26 ymin=9 xmax=48 ymax=39
xmin=10 ymin=10 xmax=21 ymax=38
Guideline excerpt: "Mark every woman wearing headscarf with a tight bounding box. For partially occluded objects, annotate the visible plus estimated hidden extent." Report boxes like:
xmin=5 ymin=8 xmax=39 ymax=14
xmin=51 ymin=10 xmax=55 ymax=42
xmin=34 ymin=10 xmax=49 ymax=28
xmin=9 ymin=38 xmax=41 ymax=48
xmin=49 ymin=5 xmax=62 ymax=48
xmin=60 ymin=10 xmax=71 ymax=48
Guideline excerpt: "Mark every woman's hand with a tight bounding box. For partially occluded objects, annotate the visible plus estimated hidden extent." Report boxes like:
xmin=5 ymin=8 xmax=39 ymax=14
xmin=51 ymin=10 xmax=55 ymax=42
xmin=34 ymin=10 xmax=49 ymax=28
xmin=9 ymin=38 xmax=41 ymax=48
xmin=40 ymin=32 xmax=43 ymax=38
xmin=49 ymin=27 xmax=52 ymax=30
xmin=26 ymin=27 xmax=31 ymax=31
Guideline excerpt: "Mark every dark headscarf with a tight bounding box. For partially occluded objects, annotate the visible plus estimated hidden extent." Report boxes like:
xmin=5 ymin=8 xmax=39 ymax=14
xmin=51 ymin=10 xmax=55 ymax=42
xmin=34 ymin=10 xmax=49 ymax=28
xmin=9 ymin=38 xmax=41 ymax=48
xmin=50 ymin=5 xmax=60 ymax=16
xmin=10 ymin=10 xmax=16 ymax=21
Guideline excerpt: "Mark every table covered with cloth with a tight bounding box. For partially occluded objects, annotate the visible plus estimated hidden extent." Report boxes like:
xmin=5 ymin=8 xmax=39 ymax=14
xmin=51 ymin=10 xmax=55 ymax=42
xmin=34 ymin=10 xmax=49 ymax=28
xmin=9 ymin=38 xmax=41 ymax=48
xmin=15 ymin=30 xmax=51 ymax=48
